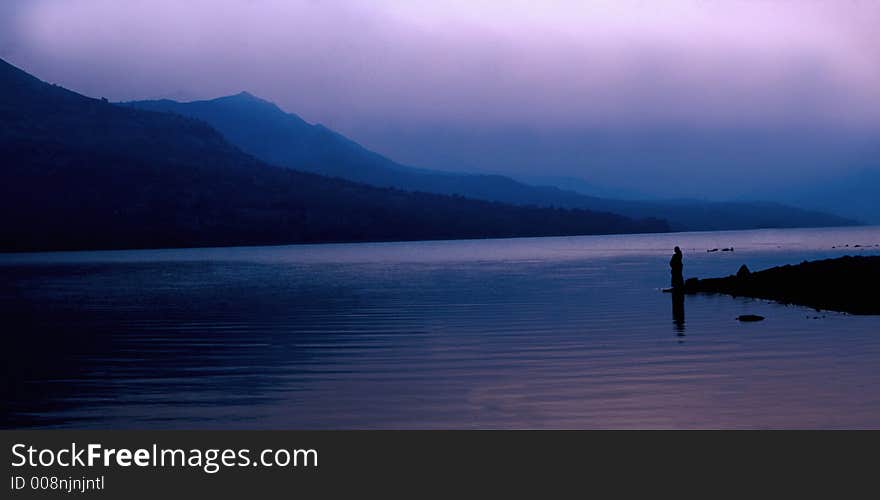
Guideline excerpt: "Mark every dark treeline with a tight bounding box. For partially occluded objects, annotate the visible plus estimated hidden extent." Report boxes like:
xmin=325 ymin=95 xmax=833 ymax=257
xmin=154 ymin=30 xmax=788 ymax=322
xmin=0 ymin=58 xmax=666 ymax=252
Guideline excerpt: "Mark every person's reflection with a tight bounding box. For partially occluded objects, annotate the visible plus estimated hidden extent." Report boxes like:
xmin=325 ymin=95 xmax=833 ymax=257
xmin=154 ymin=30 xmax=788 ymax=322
xmin=672 ymin=291 xmax=685 ymax=336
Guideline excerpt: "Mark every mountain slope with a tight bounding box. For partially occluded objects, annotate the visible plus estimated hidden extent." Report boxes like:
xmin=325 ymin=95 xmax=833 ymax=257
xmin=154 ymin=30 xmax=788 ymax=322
xmin=127 ymin=93 xmax=859 ymax=231
xmin=0 ymin=58 xmax=667 ymax=252
xmin=788 ymin=168 xmax=880 ymax=224
xmin=129 ymin=92 xmax=414 ymax=184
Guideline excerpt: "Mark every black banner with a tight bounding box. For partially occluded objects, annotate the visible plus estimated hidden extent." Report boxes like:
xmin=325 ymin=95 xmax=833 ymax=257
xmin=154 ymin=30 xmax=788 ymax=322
xmin=2 ymin=431 xmax=876 ymax=498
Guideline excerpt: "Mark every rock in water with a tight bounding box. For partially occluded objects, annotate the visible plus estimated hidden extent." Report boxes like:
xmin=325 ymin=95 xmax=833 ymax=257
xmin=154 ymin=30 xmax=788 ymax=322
xmin=737 ymin=314 xmax=765 ymax=322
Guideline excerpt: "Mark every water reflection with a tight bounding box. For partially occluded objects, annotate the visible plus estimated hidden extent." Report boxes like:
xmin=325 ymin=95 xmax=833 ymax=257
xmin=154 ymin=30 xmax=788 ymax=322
xmin=671 ymin=291 xmax=686 ymax=336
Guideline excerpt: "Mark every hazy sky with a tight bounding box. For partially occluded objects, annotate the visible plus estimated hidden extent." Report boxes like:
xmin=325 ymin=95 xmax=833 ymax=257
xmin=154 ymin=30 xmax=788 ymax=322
xmin=2 ymin=0 xmax=879 ymax=198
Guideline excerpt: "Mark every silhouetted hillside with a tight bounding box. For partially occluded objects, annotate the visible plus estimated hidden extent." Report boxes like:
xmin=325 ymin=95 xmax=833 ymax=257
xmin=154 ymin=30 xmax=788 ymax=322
xmin=786 ymin=167 xmax=880 ymax=224
xmin=0 ymin=58 xmax=667 ymax=252
xmin=127 ymin=93 xmax=858 ymax=231
xmin=571 ymin=198 xmax=857 ymax=232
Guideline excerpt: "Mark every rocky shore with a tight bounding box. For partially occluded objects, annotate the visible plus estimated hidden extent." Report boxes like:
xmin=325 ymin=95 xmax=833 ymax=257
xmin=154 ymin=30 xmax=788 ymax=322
xmin=682 ymin=255 xmax=880 ymax=315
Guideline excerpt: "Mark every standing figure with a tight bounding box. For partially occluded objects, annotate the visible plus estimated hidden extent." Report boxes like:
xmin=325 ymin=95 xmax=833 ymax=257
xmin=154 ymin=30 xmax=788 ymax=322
xmin=670 ymin=246 xmax=684 ymax=291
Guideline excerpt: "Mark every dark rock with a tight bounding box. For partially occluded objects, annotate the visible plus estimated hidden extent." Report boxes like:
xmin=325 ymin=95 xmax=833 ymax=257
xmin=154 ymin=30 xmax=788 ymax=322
xmin=684 ymin=256 xmax=880 ymax=315
xmin=736 ymin=264 xmax=751 ymax=279
xmin=737 ymin=314 xmax=765 ymax=322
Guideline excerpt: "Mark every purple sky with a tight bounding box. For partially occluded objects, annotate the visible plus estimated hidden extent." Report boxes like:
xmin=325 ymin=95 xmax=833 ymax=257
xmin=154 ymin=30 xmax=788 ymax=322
xmin=2 ymin=0 xmax=879 ymax=198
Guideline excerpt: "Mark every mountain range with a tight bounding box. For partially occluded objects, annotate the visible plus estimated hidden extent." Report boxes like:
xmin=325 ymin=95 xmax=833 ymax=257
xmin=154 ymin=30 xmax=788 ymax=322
xmin=785 ymin=167 xmax=880 ymax=224
xmin=128 ymin=93 xmax=858 ymax=231
xmin=0 ymin=58 xmax=667 ymax=252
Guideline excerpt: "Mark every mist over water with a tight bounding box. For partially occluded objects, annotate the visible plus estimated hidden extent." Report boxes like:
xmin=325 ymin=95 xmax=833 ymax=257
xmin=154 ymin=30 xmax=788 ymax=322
xmin=2 ymin=226 xmax=880 ymax=429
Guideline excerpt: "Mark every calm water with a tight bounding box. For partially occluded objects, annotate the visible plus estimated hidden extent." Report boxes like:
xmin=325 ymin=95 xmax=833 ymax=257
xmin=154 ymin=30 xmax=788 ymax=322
xmin=2 ymin=226 xmax=879 ymax=429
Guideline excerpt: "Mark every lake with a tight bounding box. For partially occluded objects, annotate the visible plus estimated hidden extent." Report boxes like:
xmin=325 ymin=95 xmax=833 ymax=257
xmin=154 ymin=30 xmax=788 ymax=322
xmin=2 ymin=226 xmax=879 ymax=429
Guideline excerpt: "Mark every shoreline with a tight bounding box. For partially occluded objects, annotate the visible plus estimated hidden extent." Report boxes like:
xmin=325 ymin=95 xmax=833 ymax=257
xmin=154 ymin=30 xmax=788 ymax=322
xmin=680 ymin=255 xmax=880 ymax=315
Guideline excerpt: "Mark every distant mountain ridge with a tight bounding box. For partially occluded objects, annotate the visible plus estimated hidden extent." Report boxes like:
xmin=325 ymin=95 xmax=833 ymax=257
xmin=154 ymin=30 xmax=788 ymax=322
xmin=0 ymin=58 xmax=666 ymax=252
xmin=127 ymin=93 xmax=859 ymax=231
xmin=132 ymin=92 xmax=420 ymax=183
xmin=788 ymin=167 xmax=880 ymax=224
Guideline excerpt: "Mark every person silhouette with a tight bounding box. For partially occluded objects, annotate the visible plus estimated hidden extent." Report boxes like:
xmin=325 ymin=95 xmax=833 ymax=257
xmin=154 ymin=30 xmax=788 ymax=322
xmin=670 ymin=246 xmax=684 ymax=291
